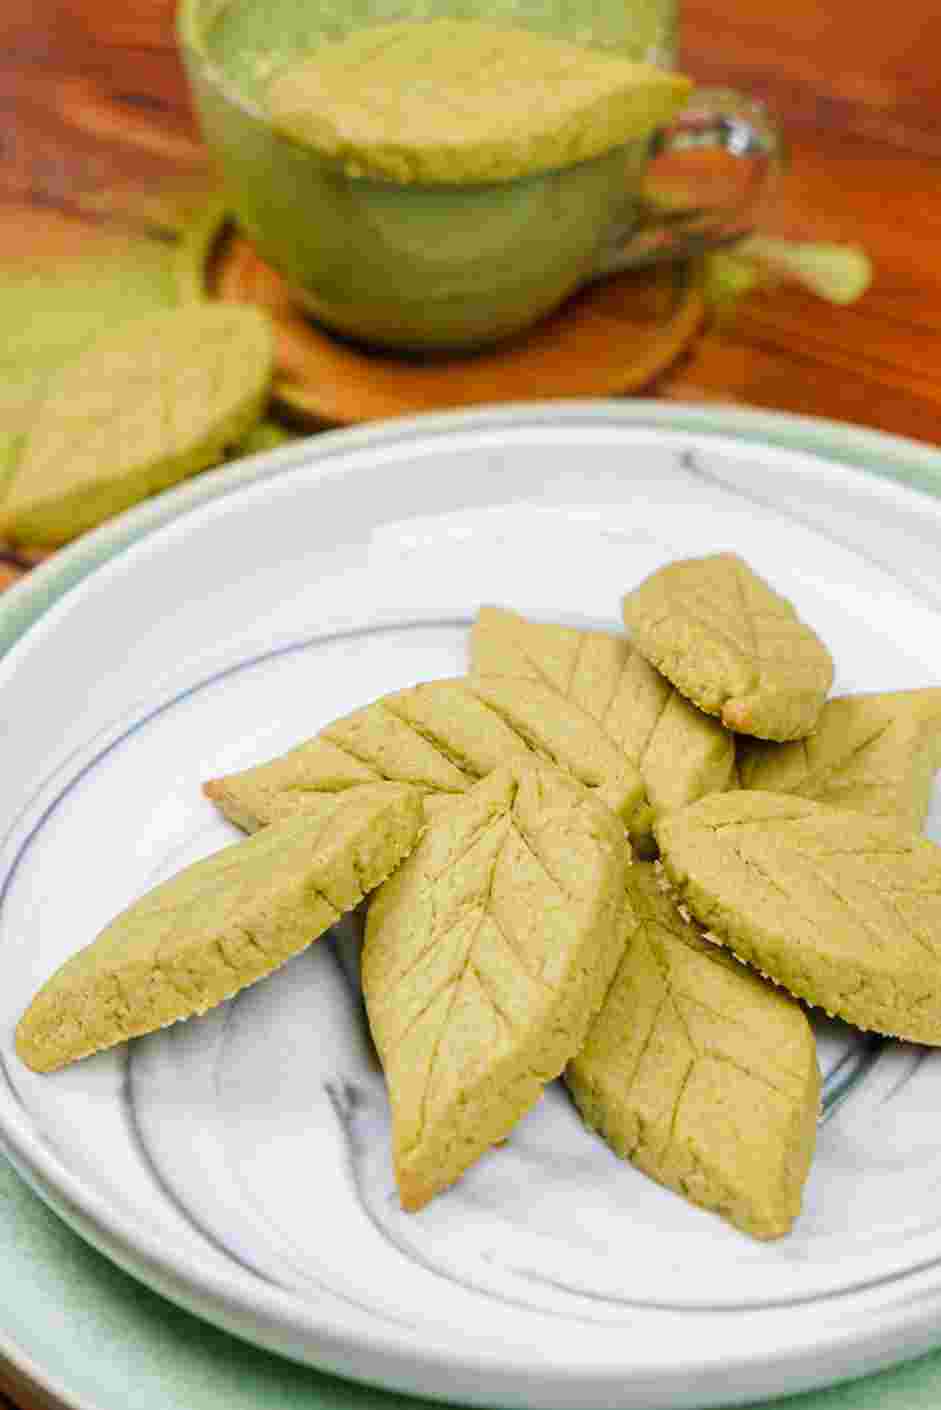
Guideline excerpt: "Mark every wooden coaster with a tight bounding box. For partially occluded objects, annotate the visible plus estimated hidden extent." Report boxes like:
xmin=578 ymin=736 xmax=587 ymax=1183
xmin=206 ymin=221 xmax=704 ymax=426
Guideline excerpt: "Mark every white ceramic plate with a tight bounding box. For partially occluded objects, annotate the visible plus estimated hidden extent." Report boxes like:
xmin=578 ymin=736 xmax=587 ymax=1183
xmin=3 ymin=403 xmax=941 ymax=1410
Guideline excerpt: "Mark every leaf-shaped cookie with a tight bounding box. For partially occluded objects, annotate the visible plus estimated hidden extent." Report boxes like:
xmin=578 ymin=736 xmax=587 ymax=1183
xmin=363 ymin=761 xmax=632 ymax=1210
xmin=622 ymin=553 xmax=834 ymax=740
xmin=203 ymin=680 xmax=524 ymax=831
xmin=204 ymin=675 xmax=646 ymax=838
xmin=656 ymin=791 xmax=941 ymax=1043
xmin=737 ymin=689 xmax=941 ymax=834
xmin=471 ymin=605 xmax=737 ymax=848
xmin=0 ymin=304 xmax=274 ymax=547
xmin=17 ymin=783 xmax=422 ymax=1072
xmin=566 ymin=863 xmax=819 ymax=1239
xmin=468 ymin=674 xmax=645 ymax=828
xmin=267 ymin=20 xmax=692 ymax=184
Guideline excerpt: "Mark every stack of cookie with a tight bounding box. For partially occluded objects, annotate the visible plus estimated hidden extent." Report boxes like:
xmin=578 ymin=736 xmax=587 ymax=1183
xmin=17 ymin=553 xmax=941 ymax=1241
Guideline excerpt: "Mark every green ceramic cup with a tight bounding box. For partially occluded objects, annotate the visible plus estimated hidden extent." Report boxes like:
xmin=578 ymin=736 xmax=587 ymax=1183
xmin=177 ymin=0 xmax=783 ymax=352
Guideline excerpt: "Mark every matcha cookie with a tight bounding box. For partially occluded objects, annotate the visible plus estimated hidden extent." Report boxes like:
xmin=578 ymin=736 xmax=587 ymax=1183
xmin=566 ymin=863 xmax=819 ymax=1240
xmin=267 ymin=20 xmax=692 ymax=185
xmin=656 ymin=791 xmax=941 ymax=1044
xmin=0 ymin=304 xmax=274 ymax=547
xmin=738 ymin=689 xmax=941 ymax=833
xmin=468 ymin=674 xmax=645 ymax=830
xmin=471 ymin=605 xmax=737 ymax=849
xmin=204 ymin=675 xmax=646 ymax=838
xmin=622 ymin=554 xmax=834 ymax=741
xmin=363 ymin=761 xmax=632 ymax=1210
xmin=17 ymin=783 xmax=422 ymax=1072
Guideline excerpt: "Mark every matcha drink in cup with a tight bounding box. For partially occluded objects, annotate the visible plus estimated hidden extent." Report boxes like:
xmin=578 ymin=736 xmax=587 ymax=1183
xmin=177 ymin=0 xmax=782 ymax=351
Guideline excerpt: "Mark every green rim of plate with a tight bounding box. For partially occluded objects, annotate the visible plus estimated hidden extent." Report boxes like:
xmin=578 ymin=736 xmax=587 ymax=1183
xmin=3 ymin=400 xmax=941 ymax=1410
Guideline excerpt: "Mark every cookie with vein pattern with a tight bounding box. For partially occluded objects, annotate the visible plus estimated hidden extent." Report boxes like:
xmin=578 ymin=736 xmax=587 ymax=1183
xmin=737 ymin=689 xmax=941 ymax=833
xmin=566 ymin=862 xmax=819 ymax=1239
xmin=364 ymin=761 xmax=632 ymax=1210
xmin=656 ymin=791 xmax=941 ymax=1044
xmin=622 ymin=554 xmax=833 ymax=741
xmin=0 ymin=304 xmax=273 ymax=546
xmin=17 ymin=784 xmax=422 ymax=1071
xmin=471 ymin=605 xmax=737 ymax=850
xmin=204 ymin=675 xmax=646 ymax=839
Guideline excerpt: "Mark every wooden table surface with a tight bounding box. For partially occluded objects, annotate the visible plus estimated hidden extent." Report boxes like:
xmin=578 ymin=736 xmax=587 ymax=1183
xmin=2 ymin=1 xmax=941 ymax=1406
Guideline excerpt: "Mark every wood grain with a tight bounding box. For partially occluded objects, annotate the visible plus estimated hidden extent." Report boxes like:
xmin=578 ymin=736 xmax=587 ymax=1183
xmin=655 ymin=125 xmax=941 ymax=441
xmin=681 ymin=0 xmax=941 ymax=158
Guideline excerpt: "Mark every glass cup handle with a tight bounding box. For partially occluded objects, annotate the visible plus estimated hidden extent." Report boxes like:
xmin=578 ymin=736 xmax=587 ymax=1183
xmin=594 ymin=88 xmax=786 ymax=276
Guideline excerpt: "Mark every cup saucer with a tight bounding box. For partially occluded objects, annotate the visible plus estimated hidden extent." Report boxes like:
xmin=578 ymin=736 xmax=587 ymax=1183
xmin=200 ymin=213 xmax=704 ymax=425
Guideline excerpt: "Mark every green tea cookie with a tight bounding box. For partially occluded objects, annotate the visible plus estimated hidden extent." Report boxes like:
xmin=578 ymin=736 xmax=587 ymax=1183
xmin=0 ymin=304 xmax=274 ymax=547
xmin=471 ymin=605 xmax=737 ymax=849
xmin=364 ymin=761 xmax=632 ymax=1210
xmin=738 ymin=689 xmax=941 ymax=834
xmin=267 ymin=20 xmax=692 ymax=185
xmin=656 ymin=790 xmax=941 ymax=1044
xmin=566 ymin=863 xmax=819 ymax=1240
xmin=16 ymin=783 xmax=422 ymax=1072
xmin=468 ymin=674 xmax=645 ymax=830
xmin=203 ymin=680 xmax=529 ymax=831
xmin=622 ymin=554 xmax=834 ymax=741
xmin=204 ymin=675 xmax=646 ymax=839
